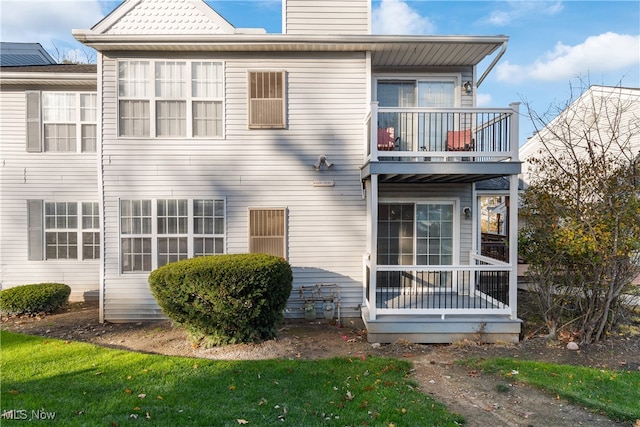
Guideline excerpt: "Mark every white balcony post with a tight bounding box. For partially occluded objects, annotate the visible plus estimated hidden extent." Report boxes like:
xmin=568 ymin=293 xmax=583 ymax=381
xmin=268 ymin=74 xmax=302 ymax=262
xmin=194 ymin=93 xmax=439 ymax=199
xmin=370 ymin=102 xmax=379 ymax=162
xmin=368 ymin=174 xmax=378 ymax=320
xmin=509 ymin=102 xmax=521 ymax=162
xmin=509 ymin=173 xmax=519 ymax=319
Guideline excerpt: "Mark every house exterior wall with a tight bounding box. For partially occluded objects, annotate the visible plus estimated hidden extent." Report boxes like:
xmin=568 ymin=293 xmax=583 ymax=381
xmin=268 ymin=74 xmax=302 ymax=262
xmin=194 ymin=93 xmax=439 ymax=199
xmin=100 ymin=51 xmax=369 ymax=321
xmin=0 ymin=87 xmax=100 ymax=301
xmin=283 ymin=0 xmax=370 ymax=35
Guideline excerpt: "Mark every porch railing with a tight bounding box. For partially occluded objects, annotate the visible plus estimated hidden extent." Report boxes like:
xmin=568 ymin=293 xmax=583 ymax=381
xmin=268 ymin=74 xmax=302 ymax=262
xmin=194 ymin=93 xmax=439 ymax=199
xmin=363 ymin=252 xmax=513 ymax=318
xmin=366 ymin=103 xmax=520 ymax=163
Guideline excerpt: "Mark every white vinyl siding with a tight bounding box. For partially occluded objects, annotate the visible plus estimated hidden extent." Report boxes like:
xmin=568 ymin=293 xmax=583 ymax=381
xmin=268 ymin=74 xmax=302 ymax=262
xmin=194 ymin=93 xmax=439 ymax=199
xmin=248 ymin=71 xmax=286 ymax=129
xmin=100 ymin=53 xmax=367 ymax=321
xmin=284 ymin=0 xmax=370 ymax=35
xmin=118 ymin=60 xmax=223 ymax=138
xmin=2 ymin=87 xmax=99 ymax=301
xmin=249 ymin=208 xmax=287 ymax=258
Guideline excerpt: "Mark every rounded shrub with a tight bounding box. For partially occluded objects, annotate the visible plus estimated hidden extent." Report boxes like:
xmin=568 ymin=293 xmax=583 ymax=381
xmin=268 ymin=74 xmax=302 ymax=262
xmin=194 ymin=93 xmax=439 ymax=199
xmin=0 ymin=283 xmax=71 ymax=315
xmin=148 ymin=253 xmax=293 ymax=346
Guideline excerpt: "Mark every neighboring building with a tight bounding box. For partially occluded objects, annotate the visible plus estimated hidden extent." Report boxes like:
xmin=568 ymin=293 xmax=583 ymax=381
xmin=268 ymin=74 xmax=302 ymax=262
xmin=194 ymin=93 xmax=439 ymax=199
xmin=0 ymin=63 xmax=99 ymax=299
xmin=519 ymin=85 xmax=640 ymax=285
xmin=520 ymin=85 xmax=640 ymax=185
xmin=1 ymin=0 xmax=522 ymax=343
xmin=0 ymin=42 xmax=57 ymax=67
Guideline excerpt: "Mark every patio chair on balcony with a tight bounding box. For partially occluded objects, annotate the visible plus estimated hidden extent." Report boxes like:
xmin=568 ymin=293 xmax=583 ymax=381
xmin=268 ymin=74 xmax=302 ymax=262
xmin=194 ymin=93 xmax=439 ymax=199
xmin=377 ymin=127 xmax=396 ymax=151
xmin=446 ymin=129 xmax=474 ymax=161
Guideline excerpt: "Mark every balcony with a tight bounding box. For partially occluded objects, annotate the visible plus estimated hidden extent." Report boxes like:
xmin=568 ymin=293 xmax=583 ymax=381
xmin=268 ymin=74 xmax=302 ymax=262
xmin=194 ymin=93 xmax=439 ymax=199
xmin=361 ymin=253 xmax=521 ymax=343
xmin=363 ymin=104 xmax=520 ymax=180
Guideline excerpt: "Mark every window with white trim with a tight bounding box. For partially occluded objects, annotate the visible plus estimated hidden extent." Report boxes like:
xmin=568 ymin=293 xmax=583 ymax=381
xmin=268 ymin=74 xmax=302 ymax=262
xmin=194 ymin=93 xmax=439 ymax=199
xmin=377 ymin=202 xmax=454 ymax=266
xmin=118 ymin=60 xmax=223 ymax=138
xmin=26 ymin=200 xmax=100 ymax=261
xmin=119 ymin=198 xmax=226 ymax=273
xmin=82 ymin=202 xmax=100 ymax=260
xmin=26 ymin=91 xmax=97 ymax=153
xmin=248 ymin=71 xmax=286 ymax=129
xmin=248 ymin=208 xmax=286 ymax=258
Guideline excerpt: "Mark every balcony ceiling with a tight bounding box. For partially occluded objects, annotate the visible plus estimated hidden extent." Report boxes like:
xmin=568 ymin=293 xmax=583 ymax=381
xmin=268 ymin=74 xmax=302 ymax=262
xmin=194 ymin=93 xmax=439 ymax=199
xmin=73 ymin=33 xmax=508 ymax=68
xmin=361 ymin=160 xmax=522 ymax=184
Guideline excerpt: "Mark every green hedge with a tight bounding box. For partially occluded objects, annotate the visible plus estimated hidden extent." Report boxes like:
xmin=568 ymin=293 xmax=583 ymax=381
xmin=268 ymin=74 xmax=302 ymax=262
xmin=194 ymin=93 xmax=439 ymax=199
xmin=0 ymin=283 xmax=71 ymax=315
xmin=149 ymin=254 xmax=293 ymax=346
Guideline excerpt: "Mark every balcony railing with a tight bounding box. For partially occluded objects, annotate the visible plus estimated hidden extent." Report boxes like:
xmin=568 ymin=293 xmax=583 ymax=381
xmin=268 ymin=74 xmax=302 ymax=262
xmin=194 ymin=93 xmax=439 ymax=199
xmin=366 ymin=103 xmax=520 ymax=163
xmin=363 ymin=253 xmax=514 ymax=318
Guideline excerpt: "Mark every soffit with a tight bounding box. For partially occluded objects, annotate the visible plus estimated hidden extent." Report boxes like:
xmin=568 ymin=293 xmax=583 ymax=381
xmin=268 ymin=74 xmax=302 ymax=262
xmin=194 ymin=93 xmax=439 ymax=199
xmin=71 ymin=34 xmax=507 ymax=68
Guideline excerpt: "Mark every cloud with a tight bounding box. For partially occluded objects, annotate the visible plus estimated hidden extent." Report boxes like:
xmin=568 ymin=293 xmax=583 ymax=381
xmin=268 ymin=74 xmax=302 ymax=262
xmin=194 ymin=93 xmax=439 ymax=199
xmin=372 ymin=0 xmax=435 ymax=35
xmin=0 ymin=0 xmax=104 ymax=52
xmin=497 ymin=32 xmax=640 ymax=83
xmin=476 ymin=93 xmax=493 ymax=108
xmin=484 ymin=1 xmax=563 ymax=26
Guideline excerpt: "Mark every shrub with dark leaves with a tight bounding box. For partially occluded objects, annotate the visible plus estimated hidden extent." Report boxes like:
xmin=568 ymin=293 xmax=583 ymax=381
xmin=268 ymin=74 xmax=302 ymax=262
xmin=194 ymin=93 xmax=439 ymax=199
xmin=149 ymin=253 xmax=293 ymax=346
xmin=0 ymin=283 xmax=71 ymax=315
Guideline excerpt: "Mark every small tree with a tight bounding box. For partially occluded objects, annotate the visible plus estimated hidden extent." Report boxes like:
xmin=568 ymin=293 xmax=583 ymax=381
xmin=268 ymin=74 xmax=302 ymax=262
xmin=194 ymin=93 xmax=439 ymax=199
xmin=520 ymin=81 xmax=640 ymax=343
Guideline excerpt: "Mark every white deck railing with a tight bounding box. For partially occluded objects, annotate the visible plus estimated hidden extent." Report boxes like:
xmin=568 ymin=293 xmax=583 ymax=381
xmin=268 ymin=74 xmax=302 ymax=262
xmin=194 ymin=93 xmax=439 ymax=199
xmin=363 ymin=252 xmax=514 ymax=319
xmin=366 ymin=103 xmax=520 ymax=163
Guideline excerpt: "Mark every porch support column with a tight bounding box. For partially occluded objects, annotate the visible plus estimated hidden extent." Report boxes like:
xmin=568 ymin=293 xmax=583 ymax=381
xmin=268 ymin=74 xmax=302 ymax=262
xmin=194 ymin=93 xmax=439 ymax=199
xmin=368 ymin=174 xmax=378 ymax=320
xmin=509 ymin=173 xmax=519 ymax=319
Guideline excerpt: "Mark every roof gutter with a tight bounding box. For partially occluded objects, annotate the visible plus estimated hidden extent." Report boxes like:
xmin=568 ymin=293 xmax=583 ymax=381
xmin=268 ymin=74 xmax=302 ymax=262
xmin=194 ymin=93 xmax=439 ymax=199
xmin=477 ymin=40 xmax=507 ymax=88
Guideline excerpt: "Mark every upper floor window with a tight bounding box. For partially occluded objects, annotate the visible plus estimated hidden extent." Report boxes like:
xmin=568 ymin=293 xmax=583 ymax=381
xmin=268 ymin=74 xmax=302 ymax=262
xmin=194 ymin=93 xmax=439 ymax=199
xmin=248 ymin=71 xmax=286 ymax=129
xmin=26 ymin=91 xmax=97 ymax=153
xmin=118 ymin=60 xmax=223 ymax=138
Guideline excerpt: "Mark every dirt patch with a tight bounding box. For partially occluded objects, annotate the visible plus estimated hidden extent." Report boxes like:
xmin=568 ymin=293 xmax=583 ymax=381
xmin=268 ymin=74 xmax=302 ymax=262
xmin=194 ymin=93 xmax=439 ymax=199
xmin=2 ymin=302 xmax=638 ymax=427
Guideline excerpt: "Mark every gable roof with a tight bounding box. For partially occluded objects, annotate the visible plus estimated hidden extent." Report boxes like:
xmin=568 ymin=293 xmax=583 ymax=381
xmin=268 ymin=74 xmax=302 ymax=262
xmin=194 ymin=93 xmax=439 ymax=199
xmin=0 ymin=42 xmax=56 ymax=66
xmin=91 ymin=0 xmax=237 ymax=35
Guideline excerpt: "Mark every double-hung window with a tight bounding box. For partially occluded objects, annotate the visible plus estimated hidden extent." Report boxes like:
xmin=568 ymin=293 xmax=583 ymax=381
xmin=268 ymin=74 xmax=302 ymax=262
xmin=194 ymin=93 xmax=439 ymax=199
xmin=26 ymin=91 xmax=97 ymax=153
xmin=119 ymin=198 xmax=226 ymax=273
xmin=27 ymin=200 xmax=100 ymax=261
xmin=118 ymin=60 xmax=223 ymax=138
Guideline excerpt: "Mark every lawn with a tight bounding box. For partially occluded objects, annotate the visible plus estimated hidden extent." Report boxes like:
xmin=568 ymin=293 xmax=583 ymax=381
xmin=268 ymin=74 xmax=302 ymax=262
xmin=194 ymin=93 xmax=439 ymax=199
xmin=475 ymin=358 xmax=640 ymax=422
xmin=0 ymin=331 xmax=464 ymax=426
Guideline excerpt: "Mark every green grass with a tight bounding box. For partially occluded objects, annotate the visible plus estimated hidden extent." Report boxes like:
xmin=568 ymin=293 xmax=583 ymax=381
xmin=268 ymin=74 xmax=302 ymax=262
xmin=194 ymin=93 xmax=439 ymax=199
xmin=0 ymin=331 xmax=464 ymax=426
xmin=474 ymin=358 xmax=640 ymax=422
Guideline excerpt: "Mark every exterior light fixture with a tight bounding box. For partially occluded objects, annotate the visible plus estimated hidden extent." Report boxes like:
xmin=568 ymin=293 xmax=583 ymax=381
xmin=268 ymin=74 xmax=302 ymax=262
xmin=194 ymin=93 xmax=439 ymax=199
xmin=463 ymin=206 xmax=472 ymax=219
xmin=463 ymin=81 xmax=473 ymax=95
xmin=313 ymin=155 xmax=334 ymax=170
